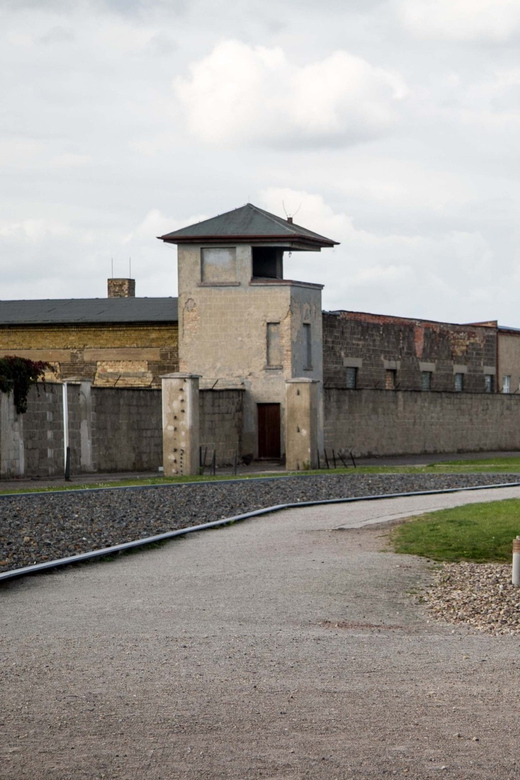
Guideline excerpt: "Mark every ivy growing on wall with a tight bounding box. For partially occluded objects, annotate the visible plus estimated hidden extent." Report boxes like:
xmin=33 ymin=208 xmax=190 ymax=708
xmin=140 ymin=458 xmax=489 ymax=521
xmin=0 ymin=356 xmax=52 ymax=415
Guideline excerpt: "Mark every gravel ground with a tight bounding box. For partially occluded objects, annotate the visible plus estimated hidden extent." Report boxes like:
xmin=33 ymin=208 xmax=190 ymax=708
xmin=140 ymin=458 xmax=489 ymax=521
xmin=1 ymin=472 xmax=520 ymax=573
xmin=423 ymin=562 xmax=520 ymax=635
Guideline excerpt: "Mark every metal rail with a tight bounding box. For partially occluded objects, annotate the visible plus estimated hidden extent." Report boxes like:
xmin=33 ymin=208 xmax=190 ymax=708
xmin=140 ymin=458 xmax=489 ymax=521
xmin=1 ymin=480 xmax=520 ymax=583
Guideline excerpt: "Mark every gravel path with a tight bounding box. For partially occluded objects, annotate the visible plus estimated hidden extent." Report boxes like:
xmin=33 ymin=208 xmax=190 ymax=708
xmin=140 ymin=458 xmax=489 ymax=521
xmin=1 ymin=472 xmax=520 ymax=573
xmin=3 ymin=488 xmax=520 ymax=780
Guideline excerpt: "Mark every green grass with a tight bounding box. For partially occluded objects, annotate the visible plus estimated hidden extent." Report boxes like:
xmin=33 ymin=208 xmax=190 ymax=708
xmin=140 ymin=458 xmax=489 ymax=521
xmin=391 ymin=498 xmax=520 ymax=562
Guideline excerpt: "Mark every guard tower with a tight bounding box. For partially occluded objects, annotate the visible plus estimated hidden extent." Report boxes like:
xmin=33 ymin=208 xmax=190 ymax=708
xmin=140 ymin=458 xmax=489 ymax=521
xmin=159 ymin=203 xmax=338 ymax=461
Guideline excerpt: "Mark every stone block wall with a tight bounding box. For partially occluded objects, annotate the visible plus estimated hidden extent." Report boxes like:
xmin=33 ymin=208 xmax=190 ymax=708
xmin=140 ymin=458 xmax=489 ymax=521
xmin=199 ymin=389 xmax=244 ymax=466
xmin=324 ymin=388 xmax=520 ymax=457
xmin=323 ymin=311 xmax=497 ymax=393
xmin=91 ymin=387 xmax=162 ymax=472
xmin=0 ymin=382 xmax=245 ymax=478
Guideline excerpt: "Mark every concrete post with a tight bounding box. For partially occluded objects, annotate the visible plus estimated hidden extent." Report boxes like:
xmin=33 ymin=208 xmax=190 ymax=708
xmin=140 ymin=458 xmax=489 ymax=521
xmin=285 ymin=379 xmax=319 ymax=471
xmin=513 ymin=536 xmax=520 ymax=586
xmin=0 ymin=391 xmax=24 ymax=478
xmin=162 ymin=373 xmax=200 ymax=476
xmin=79 ymin=381 xmax=94 ymax=472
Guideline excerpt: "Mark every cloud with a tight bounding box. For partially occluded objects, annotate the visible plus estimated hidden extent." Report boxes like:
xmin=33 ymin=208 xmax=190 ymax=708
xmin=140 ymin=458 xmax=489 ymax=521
xmin=396 ymin=0 xmax=520 ymax=42
xmin=259 ymin=188 xmax=498 ymax=320
xmin=174 ymin=40 xmax=407 ymax=148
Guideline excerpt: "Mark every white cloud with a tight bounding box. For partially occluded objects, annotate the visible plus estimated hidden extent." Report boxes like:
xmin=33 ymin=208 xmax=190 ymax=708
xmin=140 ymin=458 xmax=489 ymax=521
xmin=259 ymin=188 xmax=498 ymax=320
xmin=397 ymin=0 xmax=520 ymax=42
xmin=174 ymin=41 xmax=407 ymax=148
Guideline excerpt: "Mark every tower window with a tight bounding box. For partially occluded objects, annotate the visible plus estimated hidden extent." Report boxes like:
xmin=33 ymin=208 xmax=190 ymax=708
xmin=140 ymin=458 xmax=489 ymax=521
xmin=303 ymin=323 xmax=312 ymax=370
xmin=201 ymin=247 xmax=237 ymax=283
xmin=252 ymin=247 xmax=283 ymax=279
xmin=454 ymin=373 xmax=464 ymax=392
xmin=266 ymin=322 xmax=282 ymax=367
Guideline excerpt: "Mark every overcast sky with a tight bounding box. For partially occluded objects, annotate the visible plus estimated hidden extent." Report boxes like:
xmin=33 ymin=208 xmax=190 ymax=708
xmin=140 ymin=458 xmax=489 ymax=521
xmin=3 ymin=0 xmax=520 ymax=325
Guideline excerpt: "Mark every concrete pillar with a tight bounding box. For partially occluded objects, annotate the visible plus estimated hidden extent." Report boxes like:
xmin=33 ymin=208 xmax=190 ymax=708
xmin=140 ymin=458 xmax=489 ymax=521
xmin=162 ymin=373 xmax=200 ymax=476
xmin=79 ymin=381 xmax=94 ymax=472
xmin=285 ymin=378 xmax=319 ymax=471
xmin=0 ymin=392 xmax=24 ymax=478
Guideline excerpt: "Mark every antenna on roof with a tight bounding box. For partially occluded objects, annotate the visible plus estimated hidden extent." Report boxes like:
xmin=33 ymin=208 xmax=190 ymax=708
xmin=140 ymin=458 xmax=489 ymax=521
xmin=282 ymin=201 xmax=301 ymax=224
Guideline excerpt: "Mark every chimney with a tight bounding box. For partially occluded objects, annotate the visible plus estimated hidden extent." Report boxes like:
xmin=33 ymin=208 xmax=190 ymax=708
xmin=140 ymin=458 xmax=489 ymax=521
xmin=287 ymin=216 xmax=293 ymax=223
xmin=108 ymin=278 xmax=135 ymax=298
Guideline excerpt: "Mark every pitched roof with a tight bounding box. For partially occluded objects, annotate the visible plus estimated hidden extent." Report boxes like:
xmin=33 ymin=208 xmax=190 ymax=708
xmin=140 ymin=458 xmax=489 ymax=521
xmin=0 ymin=297 xmax=178 ymax=325
xmin=159 ymin=203 xmax=338 ymax=250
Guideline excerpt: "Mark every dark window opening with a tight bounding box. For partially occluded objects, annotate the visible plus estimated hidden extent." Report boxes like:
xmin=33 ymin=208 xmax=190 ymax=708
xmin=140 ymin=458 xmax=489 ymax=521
xmin=454 ymin=373 xmax=464 ymax=392
xmin=385 ymin=369 xmax=397 ymax=390
xmin=252 ymin=247 xmax=283 ymax=279
xmin=484 ymin=374 xmax=494 ymax=393
xmin=346 ymin=367 xmax=358 ymax=389
xmin=421 ymin=371 xmax=432 ymax=391
xmin=303 ymin=323 xmax=312 ymax=370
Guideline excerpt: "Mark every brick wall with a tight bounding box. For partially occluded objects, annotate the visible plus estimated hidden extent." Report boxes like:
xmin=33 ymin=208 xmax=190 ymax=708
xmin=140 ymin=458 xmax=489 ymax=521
xmin=323 ymin=311 xmax=497 ymax=393
xmin=324 ymin=388 xmax=520 ymax=457
xmin=199 ymin=389 xmax=244 ymax=466
xmin=0 ymin=322 xmax=179 ymax=388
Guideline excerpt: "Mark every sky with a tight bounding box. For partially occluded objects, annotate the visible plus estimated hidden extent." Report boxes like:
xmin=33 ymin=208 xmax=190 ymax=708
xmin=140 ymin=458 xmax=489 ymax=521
xmin=3 ymin=0 xmax=520 ymax=325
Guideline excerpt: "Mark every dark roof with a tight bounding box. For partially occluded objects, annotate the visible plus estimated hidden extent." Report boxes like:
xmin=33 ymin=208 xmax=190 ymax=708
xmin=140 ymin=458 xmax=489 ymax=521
xmin=159 ymin=203 xmax=339 ymax=250
xmin=0 ymin=298 xmax=178 ymax=325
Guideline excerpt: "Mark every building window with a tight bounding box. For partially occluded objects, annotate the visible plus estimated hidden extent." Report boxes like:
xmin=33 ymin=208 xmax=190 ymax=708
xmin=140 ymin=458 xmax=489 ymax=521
xmin=303 ymin=323 xmax=312 ymax=370
xmin=502 ymin=375 xmax=511 ymax=393
xmin=201 ymin=247 xmax=237 ymax=284
xmin=346 ymin=367 xmax=358 ymax=389
xmin=266 ymin=322 xmax=282 ymax=367
xmin=454 ymin=373 xmax=464 ymax=392
xmin=385 ymin=369 xmax=397 ymax=390
xmin=484 ymin=374 xmax=494 ymax=393
xmin=421 ymin=371 xmax=432 ymax=391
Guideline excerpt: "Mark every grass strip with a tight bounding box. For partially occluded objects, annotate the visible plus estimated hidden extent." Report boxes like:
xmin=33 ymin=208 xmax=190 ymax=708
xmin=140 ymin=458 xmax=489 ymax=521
xmin=391 ymin=498 xmax=520 ymax=563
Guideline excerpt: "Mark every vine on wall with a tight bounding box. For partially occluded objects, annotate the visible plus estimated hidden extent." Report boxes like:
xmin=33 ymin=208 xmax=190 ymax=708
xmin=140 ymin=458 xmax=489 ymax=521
xmin=0 ymin=356 xmax=53 ymax=414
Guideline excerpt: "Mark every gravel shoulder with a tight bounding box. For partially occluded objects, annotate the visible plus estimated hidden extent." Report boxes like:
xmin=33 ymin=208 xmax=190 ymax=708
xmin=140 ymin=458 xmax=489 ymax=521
xmin=2 ymin=487 xmax=520 ymax=779
xmin=2 ymin=472 xmax=520 ymax=573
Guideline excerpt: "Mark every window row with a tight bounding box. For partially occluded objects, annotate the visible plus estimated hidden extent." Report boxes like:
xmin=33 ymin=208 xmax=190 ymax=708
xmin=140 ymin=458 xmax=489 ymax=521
xmin=344 ymin=368 xmax=496 ymax=392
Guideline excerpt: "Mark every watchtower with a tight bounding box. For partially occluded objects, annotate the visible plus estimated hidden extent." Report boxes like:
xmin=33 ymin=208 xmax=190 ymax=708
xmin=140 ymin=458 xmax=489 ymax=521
xmin=159 ymin=203 xmax=338 ymax=461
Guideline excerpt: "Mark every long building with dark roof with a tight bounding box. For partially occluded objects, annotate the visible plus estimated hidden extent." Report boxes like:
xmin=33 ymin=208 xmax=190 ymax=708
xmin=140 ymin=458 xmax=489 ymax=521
xmin=0 ymin=281 xmax=179 ymax=388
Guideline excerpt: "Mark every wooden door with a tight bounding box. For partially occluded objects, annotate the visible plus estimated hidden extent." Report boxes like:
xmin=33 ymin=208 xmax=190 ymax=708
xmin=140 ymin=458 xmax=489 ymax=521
xmin=257 ymin=403 xmax=281 ymax=459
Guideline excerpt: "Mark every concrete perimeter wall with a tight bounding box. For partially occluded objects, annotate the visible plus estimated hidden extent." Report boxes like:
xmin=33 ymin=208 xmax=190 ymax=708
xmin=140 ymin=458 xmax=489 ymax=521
xmin=199 ymin=389 xmax=244 ymax=466
xmin=0 ymin=382 xmax=244 ymax=478
xmin=324 ymin=388 xmax=520 ymax=457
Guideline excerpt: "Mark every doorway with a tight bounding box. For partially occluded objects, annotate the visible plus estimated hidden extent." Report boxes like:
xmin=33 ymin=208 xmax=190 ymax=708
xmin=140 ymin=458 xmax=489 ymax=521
xmin=257 ymin=403 xmax=281 ymax=459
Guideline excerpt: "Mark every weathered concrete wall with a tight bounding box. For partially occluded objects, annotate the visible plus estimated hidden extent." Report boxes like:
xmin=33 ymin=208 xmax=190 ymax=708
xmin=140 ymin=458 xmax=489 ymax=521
xmin=323 ymin=311 xmax=497 ymax=393
xmin=162 ymin=374 xmax=200 ymax=476
xmin=91 ymin=387 xmax=162 ymax=472
xmin=0 ymin=322 xmax=178 ymax=388
xmin=324 ymin=388 xmax=520 ymax=457
xmin=199 ymin=389 xmax=244 ymax=466
xmin=0 ymin=381 xmax=245 ymax=478
xmin=285 ymin=380 xmax=319 ymax=471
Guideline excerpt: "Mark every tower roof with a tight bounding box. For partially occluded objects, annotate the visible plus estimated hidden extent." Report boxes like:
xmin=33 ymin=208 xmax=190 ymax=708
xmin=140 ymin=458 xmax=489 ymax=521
xmin=158 ymin=203 xmax=339 ymax=251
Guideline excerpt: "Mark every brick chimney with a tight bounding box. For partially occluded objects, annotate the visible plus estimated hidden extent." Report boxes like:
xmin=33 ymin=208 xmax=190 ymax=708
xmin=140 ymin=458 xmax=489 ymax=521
xmin=108 ymin=278 xmax=135 ymax=298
